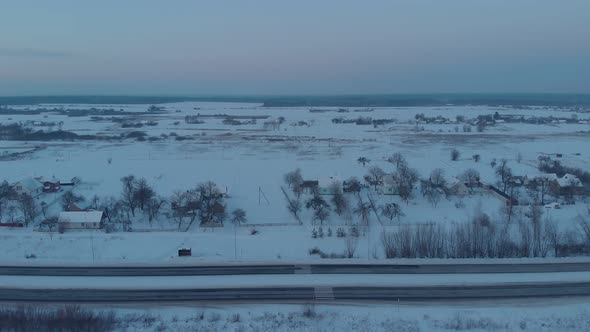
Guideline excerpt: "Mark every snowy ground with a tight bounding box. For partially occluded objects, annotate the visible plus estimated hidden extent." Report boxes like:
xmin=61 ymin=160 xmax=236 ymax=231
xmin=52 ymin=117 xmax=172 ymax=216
xmin=1 ymin=101 xmax=589 ymax=264
xmin=4 ymin=300 xmax=590 ymax=331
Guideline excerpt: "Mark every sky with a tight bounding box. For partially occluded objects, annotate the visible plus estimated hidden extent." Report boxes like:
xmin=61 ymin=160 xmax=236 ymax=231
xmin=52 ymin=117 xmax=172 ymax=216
xmin=1 ymin=0 xmax=589 ymax=96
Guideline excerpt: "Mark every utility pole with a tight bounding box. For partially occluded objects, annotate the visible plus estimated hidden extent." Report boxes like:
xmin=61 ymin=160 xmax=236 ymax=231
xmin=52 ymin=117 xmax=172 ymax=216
xmin=234 ymin=222 xmax=238 ymax=260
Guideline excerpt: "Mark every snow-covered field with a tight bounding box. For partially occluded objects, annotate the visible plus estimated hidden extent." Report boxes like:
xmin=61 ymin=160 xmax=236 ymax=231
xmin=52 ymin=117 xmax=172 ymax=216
xmin=1 ymin=101 xmax=589 ymax=264
xmin=4 ymin=300 xmax=590 ymax=331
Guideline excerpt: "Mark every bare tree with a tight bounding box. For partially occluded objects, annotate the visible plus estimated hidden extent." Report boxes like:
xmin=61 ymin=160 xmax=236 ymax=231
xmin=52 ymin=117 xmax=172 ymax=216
xmin=429 ymin=168 xmax=446 ymax=188
xmin=380 ymin=203 xmax=404 ymax=222
xmin=495 ymin=159 xmax=512 ymax=192
xmin=100 ymin=196 xmax=123 ymax=224
xmin=0 ymin=181 xmax=16 ymax=218
xmin=381 ymin=231 xmax=396 ymax=258
xmin=387 ymin=152 xmax=406 ymax=169
xmin=395 ymin=164 xmax=419 ymax=203
xmin=18 ymin=193 xmax=37 ymax=227
xmin=345 ymin=236 xmax=358 ymax=258
xmin=287 ymin=197 xmax=302 ymax=218
xmin=196 ymin=181 xmax=224 ymax=225
xmin=460 ymin=168 xmax=480 ymax=194
xmin=426 ymin=186 xmax=442 ymax=207
xmin=313 ymin=206 xmax=330 ymax=225
xmin=133 ymin=177 xmax=155 ymax=211
xmin=354 ymin=201 xmax=371 ymax=227
xmin=530 ymin=204 xmax=543 ymax=256
xmin=284 ymin=168 xmax=303 ymax=189
xmin=526 ymin=177 xmax=551 ymax=205
xmin=545 ymin=217 xmax=559 ymax=257
xmin=146 ymin=197 xmax=164 ymax=223
xmin=61 ymin=191 xmax=85 ymax=210
xmin=306 ymin=194 xmax=330 ymax=225
xmin=231 ymin=208 xmax=247 ymax=226
xmin=120 ymin=175 xmax=137 ymax=217
xmin=330 ymin=184 xmax=349 ymax=216
xmin=365 ymin=166 xmax=385 ymax=190
xmin=344 ymin=176 xmax=362 ymax=197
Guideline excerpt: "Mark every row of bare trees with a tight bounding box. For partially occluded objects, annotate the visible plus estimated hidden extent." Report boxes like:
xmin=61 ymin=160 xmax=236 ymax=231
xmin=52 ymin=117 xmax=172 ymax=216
xmin=381 ymin=202 xmax=567 ymax=259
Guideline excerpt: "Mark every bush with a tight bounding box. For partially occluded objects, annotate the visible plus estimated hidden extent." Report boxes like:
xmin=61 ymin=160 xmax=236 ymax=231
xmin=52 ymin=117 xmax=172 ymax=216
xmin=327 ymin=228 xmax=332 ymax=237
xmin=311 ymin=228 xmax=318 ymax=238
xmin=0 ymin=305 xmax=116 ymax=332
xmin=336 ymin=227 xmax=346 ymax=238
xmin=318 ymin=227 xmax=324 ymax=238
xmin=302 ymin=304 xmax=316 ymax=318
xmin=308 ymin=247 xmax=321 ymax=255
xmin=451 ymin=149 xmax=460 ymax=161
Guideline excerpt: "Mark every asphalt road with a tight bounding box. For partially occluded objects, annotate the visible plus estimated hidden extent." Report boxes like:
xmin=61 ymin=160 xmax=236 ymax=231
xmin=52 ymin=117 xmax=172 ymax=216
xmin=2 ymin=262 xmax=590 ymax=276
xmin=2 ymin=283 xmax=590 ymax=302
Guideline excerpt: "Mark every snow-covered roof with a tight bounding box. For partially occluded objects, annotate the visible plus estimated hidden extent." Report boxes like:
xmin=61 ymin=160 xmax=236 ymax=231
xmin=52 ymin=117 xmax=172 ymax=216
xmin=58 ymin=211 xmax=103 ymax=224
xmin=558 ymin=174 xmax=583 ymax=187
xmin=36 ymin=176 xmax=60 ymax=184
xmin=444 ymin=176 xmax=464 ymax=186
xmin=12 ymin=177 xmax=43 ymax=192
xmin=383 ymin=174 xmax=397 ymax=186
xmin=527 ymin=173 xmax=559 ymax=182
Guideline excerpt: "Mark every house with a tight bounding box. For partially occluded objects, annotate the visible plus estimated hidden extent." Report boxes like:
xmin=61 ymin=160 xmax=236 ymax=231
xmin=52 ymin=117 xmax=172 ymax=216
xmin=301 ymin=180 xmax=319 ymax=194
xmin=446 ymin=177 xmax=469 ymax=196
xmin=57 ymin=210 xmax=105 ymax=231
xmin=66 ymin=203 xmax=84 ymax=212
xmin=558 ymin=174 xmax=583 ymax=188
xmin=36 ymin=176 xmax=61 ymax=193
xmin=318 ymin=176 xmax=341 ymax=195
xmin=524 ymin=173 xmax=559 ymax=186
xmin=11 ymin=177 xmax=43 ymax=197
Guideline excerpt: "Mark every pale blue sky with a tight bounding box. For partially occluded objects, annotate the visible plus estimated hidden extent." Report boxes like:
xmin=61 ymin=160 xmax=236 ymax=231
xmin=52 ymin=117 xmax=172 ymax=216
xmin=1 ymin=0 xmax=589 ymax=96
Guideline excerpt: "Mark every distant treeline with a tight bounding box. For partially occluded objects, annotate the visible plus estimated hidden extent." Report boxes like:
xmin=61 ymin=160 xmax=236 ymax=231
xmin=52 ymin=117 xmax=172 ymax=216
xmin=261 ymin=94 xmax=590 ymax=108
xmin=2 ymin=94 xmax=590 ymax=107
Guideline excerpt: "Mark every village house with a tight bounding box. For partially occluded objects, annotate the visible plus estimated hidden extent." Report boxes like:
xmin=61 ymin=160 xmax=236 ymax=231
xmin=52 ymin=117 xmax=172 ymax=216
xmin=36 ymin=176 xmax=61 ymax=193
xmin=11 ymin=177 xmax=43 ymax=197
xmin=57 ymin=210 xmax=105 ymax=232
xmin=445 ymin=177 xmax=469 ymax=196
xmin=300 ymin=180 xmax=319 ymax=194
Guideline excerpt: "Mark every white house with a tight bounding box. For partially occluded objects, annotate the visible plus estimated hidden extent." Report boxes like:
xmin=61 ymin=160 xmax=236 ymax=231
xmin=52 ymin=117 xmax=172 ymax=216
xmin=446 ymin=177 xmax=469 ymax=196
xmin=58 ymin=211 xmax=105 ymax=231
xmin=12 ymin=177 xmax=43 ymax=197
xmin=558 ymin=174 xmax=583 ymax=188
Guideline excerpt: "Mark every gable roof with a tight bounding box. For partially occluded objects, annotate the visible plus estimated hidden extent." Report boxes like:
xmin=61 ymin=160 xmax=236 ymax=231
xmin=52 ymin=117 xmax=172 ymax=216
xmin=58 ymin=211 xmax=104 ymax=224
xmin=13 ymin=177 xmax=43 ymax=192
xmin=558 ymin=174 xmax=583 ymax=187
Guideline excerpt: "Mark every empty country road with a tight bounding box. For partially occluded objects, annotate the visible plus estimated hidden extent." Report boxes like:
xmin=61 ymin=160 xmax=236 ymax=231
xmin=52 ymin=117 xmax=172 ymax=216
xmin=2 ymin=283 xmax=590 ymax=303
xmin=3 ymin=262 xmax=590 ymax=276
